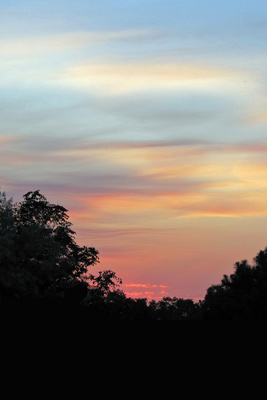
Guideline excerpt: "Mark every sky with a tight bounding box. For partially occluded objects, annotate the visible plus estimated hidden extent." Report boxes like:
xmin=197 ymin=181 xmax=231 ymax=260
xmin=1 ymin=0 xmax=267 ymax=300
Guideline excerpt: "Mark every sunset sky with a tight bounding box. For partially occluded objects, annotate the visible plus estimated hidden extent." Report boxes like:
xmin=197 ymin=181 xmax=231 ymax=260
xmin=1 ymin=0 xmax=267 ymax=300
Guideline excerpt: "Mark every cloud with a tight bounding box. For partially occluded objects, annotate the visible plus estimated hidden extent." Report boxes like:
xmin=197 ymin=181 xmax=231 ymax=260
xmin=0 ymin=29 xmax=154 ymax=57
xmin=124 ymin=283 xmax=167 ymax=288
xmin=59 ymin=61 xmax=252 ymax=96
xmin=122 ymin=283 xmax=168 ymax=300
xmin=0 ymin=29 xmax=156 ymax=89
xmin=243 ymin=111 xmax=267 ymax=125
xmin=3 ymin=135 xmax=267 ymax=223
xmin=0 ymin=135 xmax=22 ymax=146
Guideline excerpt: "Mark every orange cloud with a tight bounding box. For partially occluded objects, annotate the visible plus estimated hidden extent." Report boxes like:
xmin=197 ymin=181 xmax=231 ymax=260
xmin=5 ymin=137 xmax=267 ymax=228
xmin=55 ymin=140 xmax=267 ymax=227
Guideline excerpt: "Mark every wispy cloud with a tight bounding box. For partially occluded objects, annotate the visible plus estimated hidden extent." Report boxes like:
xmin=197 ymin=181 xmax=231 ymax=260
xmin=0 ymin=29 xmax=156 ymax=88
xmin=1 ymin=0 xmax=267 ymax=302
xmin=124 ymin=283 xmax=167 ymax=288
xmin=122 ymin=283 xmax=168 ymax=300
xmin=242 ymin=111 xmax=267 ymax=125
xmin=4 ymin=136 xmax=267 ymax=221
xmin=0 ymin=29 xmax=154 ymax=56
xmin=59 ymin=61 xmax=252 ymax=95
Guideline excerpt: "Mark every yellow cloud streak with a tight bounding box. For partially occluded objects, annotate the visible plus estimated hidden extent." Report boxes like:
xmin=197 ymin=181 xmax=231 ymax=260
xmin=9 ymin=141 xmax=267 ymax=221
xmin=60 ymin=62 xmax=251 ymax=95
xmin=69 ymin=144 xmax=267 ymax=219
xmin=75 ymin=191 xmax=267 ymax=227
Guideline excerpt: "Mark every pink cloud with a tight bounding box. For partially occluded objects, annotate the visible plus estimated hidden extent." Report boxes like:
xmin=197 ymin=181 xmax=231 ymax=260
xmin=124 ymin=283 xmax=168 ymax=288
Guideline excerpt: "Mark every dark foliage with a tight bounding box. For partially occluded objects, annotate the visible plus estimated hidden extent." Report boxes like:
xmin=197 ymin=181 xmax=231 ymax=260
xmin=201 ymin=247 xmax=267 ymax=319
xmin=149 ymin=297 xmax=200 ymax=320
xmin=2 ymin=190 xmax=267 ymax=319
xmin=0 ymin=190 xmax=99 ymax=299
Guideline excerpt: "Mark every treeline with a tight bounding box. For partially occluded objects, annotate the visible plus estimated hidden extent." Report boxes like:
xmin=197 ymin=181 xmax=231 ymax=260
xmin=1 ymin=286 xmax=201 ymax=320
xmin=1 ymin=190 xmax=267 ymax=320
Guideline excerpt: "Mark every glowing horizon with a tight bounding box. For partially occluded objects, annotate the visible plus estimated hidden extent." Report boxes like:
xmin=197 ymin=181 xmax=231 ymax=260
xmin=1 ymin=0 xmax=267 ymax=300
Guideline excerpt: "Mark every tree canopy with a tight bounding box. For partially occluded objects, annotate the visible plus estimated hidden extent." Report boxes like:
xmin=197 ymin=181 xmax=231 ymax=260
xmin=202 ymin=247 xmax=267 ymax=319
xmin=0 ymin=190 xmax=99 ymax=299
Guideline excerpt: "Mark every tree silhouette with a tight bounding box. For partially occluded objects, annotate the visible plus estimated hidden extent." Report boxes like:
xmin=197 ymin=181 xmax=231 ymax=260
xmin=0 ymin=190 xmax=99 ymax=299
xmin=88 ymin=270 xmax=122 ymax=295
xmin=4 ymin=189 xmax=267 ymax=319
xmin=149 ymin=297 xmax=200 ymax=320
xmin=202 ymin=247 xmax=267 ymax=319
